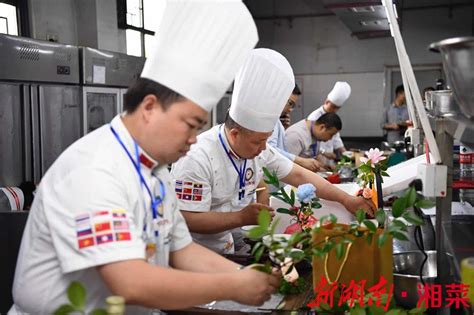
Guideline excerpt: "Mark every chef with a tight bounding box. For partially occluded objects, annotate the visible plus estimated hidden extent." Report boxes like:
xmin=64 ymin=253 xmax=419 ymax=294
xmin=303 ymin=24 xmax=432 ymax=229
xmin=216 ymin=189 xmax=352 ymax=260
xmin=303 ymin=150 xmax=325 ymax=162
xmin=171 ymin=49 xmax=375 ymax=255
xmin=307 ymin=81 xmax=351 ymax=163
xmin=9 ymin=1 xmax=281 ymax=314
xmin=285 ymin=112 xmax=342 ymax=163
xmin=267 ymin=85 xmax=323 ymax=172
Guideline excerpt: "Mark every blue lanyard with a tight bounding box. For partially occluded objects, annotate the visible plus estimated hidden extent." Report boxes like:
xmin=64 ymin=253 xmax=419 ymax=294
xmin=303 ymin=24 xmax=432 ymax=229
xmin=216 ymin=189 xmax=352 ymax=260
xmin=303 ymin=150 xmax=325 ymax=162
xmin=218 ymin=127 xmax=247 ymax=200
xmin=109 ymin=126 xmax=165 ymax=227
xmin=310 ymin=120 xmax=318 ymax=158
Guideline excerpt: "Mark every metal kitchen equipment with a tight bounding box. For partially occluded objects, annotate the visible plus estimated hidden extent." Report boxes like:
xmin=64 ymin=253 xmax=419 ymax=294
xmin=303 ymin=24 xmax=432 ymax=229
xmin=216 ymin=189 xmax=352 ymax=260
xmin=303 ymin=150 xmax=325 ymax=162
xmin=425 ymin=90 xmax=460 ymax=118
xmin=0 ymin=34 xmax=81 ymax=185
xmin=393 ymin=251 xmax=456 ymax=309
xmin=429 ymin=37 xmax=474 ymax=120
xmin=80 ymin=47 xmax=144 ymax=134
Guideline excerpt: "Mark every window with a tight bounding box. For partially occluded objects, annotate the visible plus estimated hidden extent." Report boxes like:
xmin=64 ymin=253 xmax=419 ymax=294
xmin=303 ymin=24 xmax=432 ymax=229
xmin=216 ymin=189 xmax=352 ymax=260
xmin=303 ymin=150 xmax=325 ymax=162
xmin=0 ymin=2 xmax=18 ymax=35
xmin=117 ymin=0 xmax=160 ymax=57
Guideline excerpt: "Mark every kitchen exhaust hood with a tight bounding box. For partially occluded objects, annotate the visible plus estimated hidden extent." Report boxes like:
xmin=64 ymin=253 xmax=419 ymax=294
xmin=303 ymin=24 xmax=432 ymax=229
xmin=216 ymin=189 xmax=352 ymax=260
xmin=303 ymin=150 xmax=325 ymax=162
xmin=323 ymin=0 xmax=391 ymax=39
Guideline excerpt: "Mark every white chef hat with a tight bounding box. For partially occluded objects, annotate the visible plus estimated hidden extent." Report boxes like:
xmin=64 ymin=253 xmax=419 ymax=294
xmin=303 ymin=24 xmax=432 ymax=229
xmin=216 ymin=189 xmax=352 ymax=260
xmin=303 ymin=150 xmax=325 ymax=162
xmin=229 ymin=48 xmax=295 ymax=132
xmin=327 ymin=81 xmax=351 ymax=107
xmin=140 ymin=0 xmax=258 ymax=112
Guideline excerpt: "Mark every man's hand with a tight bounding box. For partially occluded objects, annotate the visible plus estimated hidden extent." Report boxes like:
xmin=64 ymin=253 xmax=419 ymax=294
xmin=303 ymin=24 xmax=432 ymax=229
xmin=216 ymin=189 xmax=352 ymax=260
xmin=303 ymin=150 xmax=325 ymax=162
xmin=239 ymin=203 xmax=274 ymax=226
xmin=229 ymin=265 xmax=281 ymax=306
xmin=343 ymin=195 xmax=376 ymax=218
xmin=295 ymin=156 xmax=325 ymax=172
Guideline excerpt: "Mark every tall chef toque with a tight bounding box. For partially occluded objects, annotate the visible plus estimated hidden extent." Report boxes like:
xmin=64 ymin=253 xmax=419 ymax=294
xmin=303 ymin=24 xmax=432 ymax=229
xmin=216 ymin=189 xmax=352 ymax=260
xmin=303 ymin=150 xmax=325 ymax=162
xmin=140 ymin=0 xmax=259 ymax=112
xmin=327 ymin=81 xmax=351 ymax=107
xmin=229 ymin=48 xmax=295 ymax=133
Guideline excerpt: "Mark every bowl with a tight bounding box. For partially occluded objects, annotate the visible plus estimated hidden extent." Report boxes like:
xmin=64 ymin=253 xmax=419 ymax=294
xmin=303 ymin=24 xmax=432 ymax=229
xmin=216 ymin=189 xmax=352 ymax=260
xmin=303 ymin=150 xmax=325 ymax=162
xmin=429 ymin=37 xmax=474 ymax=119
xmin=393 ymin=250 xmax=455 ymax=309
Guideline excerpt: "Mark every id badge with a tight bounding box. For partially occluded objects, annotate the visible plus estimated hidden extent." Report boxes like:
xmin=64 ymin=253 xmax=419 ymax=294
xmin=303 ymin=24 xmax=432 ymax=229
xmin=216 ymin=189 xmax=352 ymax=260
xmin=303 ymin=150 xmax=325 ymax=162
xmin=145 ymin=217 xmax=170 ymax=266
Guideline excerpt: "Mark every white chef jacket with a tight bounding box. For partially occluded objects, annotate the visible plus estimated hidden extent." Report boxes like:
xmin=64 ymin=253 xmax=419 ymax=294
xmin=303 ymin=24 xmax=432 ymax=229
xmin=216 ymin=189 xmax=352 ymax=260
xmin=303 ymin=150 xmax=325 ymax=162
xmin=285 ymin=119 xmax=320 ymax=158
xmin=171 ymin=125 xmax=293 ymax=254
xmin=9 ymin=115 xmax=191 ymax=315
xmin=307 ymin=105 xmax=344 ymax=152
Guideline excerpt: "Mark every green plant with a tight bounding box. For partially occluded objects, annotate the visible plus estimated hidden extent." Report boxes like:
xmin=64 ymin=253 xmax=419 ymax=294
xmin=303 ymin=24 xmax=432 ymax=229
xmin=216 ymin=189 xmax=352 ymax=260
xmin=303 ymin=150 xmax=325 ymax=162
xmin=248 ymin=165 xmax=434 ymax=307
xmin=53 ymin=281 xmax=107 ymax=315
xmin=357 ymin=148 xmax=389 ymax=189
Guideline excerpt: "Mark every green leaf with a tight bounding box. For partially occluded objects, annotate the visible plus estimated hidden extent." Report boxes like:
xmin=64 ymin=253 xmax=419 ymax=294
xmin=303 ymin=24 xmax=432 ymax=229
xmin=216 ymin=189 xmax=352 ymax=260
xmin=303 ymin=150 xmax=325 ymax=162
xmin=414 ymin=199 xmax=435 ymax=209
xmin=392 ymin=231 xmax=409 ymax=241
xmin=248 ymin=226 xmax=266 ymax=239
xmin=408 ymin=306 xmax=427 ymax=314
xmin=381 ymin=171 xmax=390 ymax=177
xmin=91 ymin=309 xmax=108 ymax=315
xmin=366 ymin=233 xmax=373 ymax=245
xmin=262 ymin=167 xmax=276 ymax=185
xmin=377 ymin=233 xmax=388 ymax=247
xmin=257 ymin=210 xmax=271 ymax=229
xmin=375 ymin=209 xmax=386 ymax=227
xmin=289 ymin=232 xmax=304 ymax=245
xmin=290 ymin=250 xmax=305 ymax=261
xmin=391 ymin=219 xmax=408 ymax=231
xmin=350 ymin=306 xmax=367 ymax=315
xmin=290 ymin=189 xmax=296 ymax=205
xmin=335 ymin=243 xmax=345 ymax=260
xmin=386 ymin=310 xmax=401 ymax=315
xmin=329 ymin=213 xmax=338 ymax=224
xmin=363 ymin=220 xmax=377 ymax=232
xmin=53 ymin=304 xmax=76 ymax=315
xmin=251 ymin=242 xmax=262 ymax=256
xmin=67 ymin=281 xmax=86 ymax=311
xmin=392 ymin=197 xmax=407 ymax=218
xmin=403 ymin=212 xmax=424 ymax=226
xmin=359 ymin=164 xmax=372 ymax=173
xmin=254 ymin=244 xmax=265 ymax=262
xmin=356 ymin=209 xmax=365 ymax=223
xmin=269 ymin=217 xmax=280 ymax=236
xmin=406 ymin=187 xmax=417 ymax=207
xmin=312 ymin=201 xmax=322 ymax=209
xmin=280 ymin=187 xmax=292 ymax=204
xmin=276 ymin=208 xmax=291 ymax=215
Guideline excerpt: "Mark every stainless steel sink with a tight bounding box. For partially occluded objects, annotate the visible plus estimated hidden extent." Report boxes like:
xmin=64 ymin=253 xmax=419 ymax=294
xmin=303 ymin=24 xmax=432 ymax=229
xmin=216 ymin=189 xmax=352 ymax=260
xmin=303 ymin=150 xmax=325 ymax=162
xmin=393 ymin=251 xmax=455 ymax=309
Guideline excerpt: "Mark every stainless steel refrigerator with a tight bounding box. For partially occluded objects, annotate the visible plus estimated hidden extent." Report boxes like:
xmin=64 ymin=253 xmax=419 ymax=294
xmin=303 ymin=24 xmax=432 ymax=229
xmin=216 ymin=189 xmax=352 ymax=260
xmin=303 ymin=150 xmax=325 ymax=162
xmin=80 ymin=47 xmax=144 ymax=134
xmin=0 ymin=34 xmax=82 ymax=185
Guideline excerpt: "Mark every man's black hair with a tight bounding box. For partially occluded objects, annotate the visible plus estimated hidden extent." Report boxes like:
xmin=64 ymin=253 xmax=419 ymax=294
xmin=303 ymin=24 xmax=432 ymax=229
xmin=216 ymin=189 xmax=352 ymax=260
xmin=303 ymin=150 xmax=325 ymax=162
xmin=395 ymin=84 xmax=405 ymax=96
xmin=293 ymin=84 xmax=301 ymax=95
xmin=123 ymin=78 xmax=185 ymax=113
xmin=315 ymin=112 xmax=342 ymax=130
xmin=224 ymin=111 xmax=252 ymax=133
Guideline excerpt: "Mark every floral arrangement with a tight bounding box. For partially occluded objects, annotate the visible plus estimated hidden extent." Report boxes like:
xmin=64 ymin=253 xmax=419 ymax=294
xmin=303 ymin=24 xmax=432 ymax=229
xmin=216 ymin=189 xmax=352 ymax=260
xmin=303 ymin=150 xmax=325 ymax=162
xmin=356 ymin=148 xmax=389 ymax=205
xmin=248 ymin=165 xmax=434 ymax=312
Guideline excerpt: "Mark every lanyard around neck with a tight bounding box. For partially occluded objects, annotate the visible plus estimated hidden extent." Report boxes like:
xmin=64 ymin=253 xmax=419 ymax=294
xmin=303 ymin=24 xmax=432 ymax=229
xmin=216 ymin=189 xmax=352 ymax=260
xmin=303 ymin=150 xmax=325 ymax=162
xmin=309 ymin=120 xmax=318 ymax=158
xmin=109 ymin=125 xmax=165 ymax=222
xmin=218 ymin=126 xmax=247 ymax=200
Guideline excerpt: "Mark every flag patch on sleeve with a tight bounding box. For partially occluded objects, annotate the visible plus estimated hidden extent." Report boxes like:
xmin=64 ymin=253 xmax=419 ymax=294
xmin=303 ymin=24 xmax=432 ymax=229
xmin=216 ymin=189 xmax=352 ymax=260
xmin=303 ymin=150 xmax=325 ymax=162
xmin=175 ymin=180 xmax=204 ymax=202
xmin=75 ymin=209 xmax=132 ymax=250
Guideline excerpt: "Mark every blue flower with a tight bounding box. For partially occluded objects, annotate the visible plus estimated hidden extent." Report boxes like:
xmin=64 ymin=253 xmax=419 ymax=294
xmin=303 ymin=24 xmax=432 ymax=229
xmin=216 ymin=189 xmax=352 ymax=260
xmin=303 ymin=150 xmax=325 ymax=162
xmin=296 ymin=184 xmax=316 ymax=203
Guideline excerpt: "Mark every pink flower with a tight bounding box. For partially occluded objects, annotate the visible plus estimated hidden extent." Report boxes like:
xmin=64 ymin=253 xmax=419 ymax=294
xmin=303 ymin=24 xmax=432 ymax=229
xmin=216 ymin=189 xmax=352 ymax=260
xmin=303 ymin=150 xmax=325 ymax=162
xmin=360 ymin=148 xmax=386 ymax=167
xmin=362 ymin=187 xmax=373 ymax=199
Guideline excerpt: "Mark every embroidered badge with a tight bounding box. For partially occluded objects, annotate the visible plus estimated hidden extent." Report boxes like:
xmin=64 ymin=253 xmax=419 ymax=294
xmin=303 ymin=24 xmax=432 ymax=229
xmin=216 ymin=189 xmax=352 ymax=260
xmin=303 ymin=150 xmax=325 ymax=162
xmin=245 ymin=168 xmax=254 ymax=181
xmin=175 ymin=180 xmax=204 ymax=202
xmin=75 ymin=209 xmax=132 ymax=249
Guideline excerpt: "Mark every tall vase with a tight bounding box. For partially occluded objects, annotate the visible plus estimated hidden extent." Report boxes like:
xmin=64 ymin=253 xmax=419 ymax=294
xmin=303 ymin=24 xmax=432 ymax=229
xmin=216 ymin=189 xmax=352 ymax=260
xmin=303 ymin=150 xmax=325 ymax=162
xmin=375 ymin=172 xmax=384 ymax=209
